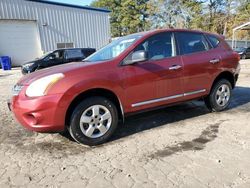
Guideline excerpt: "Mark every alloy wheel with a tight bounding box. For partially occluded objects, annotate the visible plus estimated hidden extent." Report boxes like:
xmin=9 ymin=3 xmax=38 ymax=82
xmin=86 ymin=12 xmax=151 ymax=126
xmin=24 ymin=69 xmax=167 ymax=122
xmin=215 ymin=84 xmax=231 ymax=107
xmin=79 ymin=105 xmax=112 ymax=138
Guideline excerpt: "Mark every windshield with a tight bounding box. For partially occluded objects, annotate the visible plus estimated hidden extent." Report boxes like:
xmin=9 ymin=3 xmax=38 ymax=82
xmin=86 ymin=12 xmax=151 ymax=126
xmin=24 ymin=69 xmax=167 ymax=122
xmin=38 ymin=51 xmax=52 ymax=60
xmin=85 ymin=34 xmax=142 ymax=62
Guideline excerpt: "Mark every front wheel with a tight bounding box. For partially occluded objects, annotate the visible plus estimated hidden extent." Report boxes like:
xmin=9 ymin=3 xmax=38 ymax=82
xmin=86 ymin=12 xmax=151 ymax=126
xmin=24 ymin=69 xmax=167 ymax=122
xmin=241 ymin=54 xmax=246 ymax=59
xmin=69 ymin=97 xmax=118 ymax=146
xmin=205 ymin=79 xmax=232 ymax=112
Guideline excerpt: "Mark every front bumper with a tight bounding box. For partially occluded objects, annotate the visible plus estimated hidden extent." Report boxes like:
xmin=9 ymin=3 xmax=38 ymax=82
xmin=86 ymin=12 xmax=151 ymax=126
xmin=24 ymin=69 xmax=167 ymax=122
xmin=10 ymin=90 xmax=66 ymax=132
xmin=21 ymin=67 xmax=30 ymax=75
xmin=7 ymin=99 xmax=11 ymax=111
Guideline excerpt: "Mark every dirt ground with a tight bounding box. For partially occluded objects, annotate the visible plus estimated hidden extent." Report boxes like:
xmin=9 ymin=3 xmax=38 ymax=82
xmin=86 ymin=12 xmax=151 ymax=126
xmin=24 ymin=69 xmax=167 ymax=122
xmin=0 ymin=60 xmax=250 ymax=188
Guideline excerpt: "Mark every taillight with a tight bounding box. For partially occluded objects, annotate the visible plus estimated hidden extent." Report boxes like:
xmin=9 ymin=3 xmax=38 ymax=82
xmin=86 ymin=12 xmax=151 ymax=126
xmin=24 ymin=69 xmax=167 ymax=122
xmin=236 ymin=53 xmax=240 ymax=61
xmin=233 ymin=51 xmax=240 ymax=61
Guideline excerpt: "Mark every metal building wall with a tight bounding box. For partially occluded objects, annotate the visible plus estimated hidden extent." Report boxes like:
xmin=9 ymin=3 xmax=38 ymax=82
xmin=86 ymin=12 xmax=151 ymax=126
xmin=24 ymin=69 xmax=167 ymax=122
xmin=226 ymin=40 xmax=250 ymax=48
xmin=0 ymin=0 xmax=110 ymax=52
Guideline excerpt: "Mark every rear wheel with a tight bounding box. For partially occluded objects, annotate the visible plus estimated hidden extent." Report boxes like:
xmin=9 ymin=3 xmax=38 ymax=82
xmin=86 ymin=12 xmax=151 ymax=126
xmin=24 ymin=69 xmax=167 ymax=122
xmin=69 ymin=97 xmax=118 ymax=146
xmin=242 ymin=54 xmax=246 ymax=59
xmin=205 ymin=79 xmax=232 ymax=112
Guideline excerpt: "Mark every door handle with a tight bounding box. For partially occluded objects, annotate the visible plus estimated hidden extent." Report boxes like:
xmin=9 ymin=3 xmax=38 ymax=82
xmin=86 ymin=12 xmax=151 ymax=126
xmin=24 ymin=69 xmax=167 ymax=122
xmin=209 ymin=59 xmax=220 ymax=64
xmin=169 ymin=65 xmax=182 ymax=70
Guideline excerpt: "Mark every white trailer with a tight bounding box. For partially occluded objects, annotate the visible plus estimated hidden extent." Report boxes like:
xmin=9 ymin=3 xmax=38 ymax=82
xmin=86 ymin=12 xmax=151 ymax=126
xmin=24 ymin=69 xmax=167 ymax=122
xmin=0 ymin=0 xmax=110 ymax=66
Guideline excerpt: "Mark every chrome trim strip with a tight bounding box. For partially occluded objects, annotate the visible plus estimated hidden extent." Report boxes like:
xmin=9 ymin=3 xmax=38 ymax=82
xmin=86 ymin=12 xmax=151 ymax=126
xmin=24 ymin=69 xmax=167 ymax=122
xmin=184 ymin=89 xmax=206 ymax=96
xmin=132 ymin=89 xmax=206 ymax=107
xmin=132 ymin=94 xmax=183 ymax=107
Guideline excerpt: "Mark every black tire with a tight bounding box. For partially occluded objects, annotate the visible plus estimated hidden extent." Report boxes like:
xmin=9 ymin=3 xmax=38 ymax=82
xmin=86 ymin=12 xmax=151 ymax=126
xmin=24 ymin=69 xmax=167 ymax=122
xmin=69 ymin=97 xmax=118 ymax=146
xmin=241 ymin=54 xmax=246 ymax=59
xmin=205 ymin=79 xmax=232 ymax=112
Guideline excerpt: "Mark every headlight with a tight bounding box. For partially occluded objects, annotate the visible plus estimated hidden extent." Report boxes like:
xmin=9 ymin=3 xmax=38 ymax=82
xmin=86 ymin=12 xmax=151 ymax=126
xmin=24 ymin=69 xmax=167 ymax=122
xmin=26 ymin=73 xmax=64 ymax=97
xmin=238 ymin=52 xmax=243 ymax=55
xmin=23 ymin=63 xmax=33 ymax=68
xmin=12 ymin=85 xmax=24 ymax=96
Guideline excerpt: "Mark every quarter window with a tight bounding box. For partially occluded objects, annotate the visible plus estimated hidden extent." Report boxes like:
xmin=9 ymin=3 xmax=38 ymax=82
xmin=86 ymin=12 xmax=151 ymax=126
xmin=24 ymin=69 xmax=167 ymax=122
xmin=176 ymin=32 xmax=210 ymax=55
xmin=206 ymin=35 xmax=220 ymax=48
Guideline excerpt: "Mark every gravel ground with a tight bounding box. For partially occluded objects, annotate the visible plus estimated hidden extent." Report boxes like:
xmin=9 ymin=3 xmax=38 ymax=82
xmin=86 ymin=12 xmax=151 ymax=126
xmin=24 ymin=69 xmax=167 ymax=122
xmin=0 ymin=60 xmax=250 ymax=188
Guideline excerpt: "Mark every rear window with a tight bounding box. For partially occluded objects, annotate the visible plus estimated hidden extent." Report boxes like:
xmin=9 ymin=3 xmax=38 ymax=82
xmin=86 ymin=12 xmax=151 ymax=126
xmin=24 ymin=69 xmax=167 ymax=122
xmin=206 ymin=35 xmax=220 ymax=48
xmin=65 ymin=49 xmax=84 ymax=59
xmin=176 ymin=32 xmax=210 ymax=55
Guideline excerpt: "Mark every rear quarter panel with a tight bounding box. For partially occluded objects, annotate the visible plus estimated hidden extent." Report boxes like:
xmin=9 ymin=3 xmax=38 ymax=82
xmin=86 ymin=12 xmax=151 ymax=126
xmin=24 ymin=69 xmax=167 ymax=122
xmin=208 ymin=41 xmax=239 ymax=90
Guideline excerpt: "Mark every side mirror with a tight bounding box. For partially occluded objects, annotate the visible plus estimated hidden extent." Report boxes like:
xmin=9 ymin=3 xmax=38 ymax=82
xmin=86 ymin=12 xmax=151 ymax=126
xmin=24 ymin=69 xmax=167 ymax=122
xmin=124 ymin=50 xmax=148 ymax=65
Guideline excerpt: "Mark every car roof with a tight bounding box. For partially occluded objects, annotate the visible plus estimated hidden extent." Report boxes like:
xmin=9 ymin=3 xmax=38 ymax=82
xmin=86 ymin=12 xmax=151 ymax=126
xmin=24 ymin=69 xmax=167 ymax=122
xmin=53 ymin=48 xmax=96 ymax=52
xmin=134 ymin=28 xmax=223 ymax=39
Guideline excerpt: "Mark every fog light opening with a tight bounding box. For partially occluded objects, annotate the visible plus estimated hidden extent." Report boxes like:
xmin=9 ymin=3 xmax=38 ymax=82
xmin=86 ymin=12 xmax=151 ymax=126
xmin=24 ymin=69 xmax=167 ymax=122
xmin=26 ymin=114 xmax=38 ymax=125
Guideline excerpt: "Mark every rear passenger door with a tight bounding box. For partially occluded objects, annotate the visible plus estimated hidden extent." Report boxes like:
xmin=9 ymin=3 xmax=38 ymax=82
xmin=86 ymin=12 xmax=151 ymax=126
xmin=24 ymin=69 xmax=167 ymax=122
xmin=175 ymin=32 xmax=220 ymax=98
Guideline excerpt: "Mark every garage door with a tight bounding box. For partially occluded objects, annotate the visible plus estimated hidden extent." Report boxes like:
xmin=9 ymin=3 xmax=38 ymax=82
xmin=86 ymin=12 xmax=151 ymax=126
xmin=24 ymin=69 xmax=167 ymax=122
xmin=0 ymin=20 xmax=42 ymax=66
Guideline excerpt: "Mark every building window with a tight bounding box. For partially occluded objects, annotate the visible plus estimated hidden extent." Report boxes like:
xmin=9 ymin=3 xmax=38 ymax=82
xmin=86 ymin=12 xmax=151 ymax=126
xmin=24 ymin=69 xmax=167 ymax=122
xmin=57 ymin=42 xmax=74 ymax=49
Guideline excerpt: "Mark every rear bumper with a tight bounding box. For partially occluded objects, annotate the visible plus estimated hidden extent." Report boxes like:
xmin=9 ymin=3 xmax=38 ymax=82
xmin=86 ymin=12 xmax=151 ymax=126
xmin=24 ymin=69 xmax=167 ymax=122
xmin=234 ymin=63 xmax=241 ymax=85
xmin=10 ymin=92 xmax=66 ymax=133
xmin=7 ymin=99 xmax=11 ymax=111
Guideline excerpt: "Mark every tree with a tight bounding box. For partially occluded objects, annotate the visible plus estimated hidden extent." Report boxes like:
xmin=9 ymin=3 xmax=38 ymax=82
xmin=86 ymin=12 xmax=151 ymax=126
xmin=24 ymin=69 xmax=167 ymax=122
xmin=120 ymin=0 xmax=150 ymax=35
xmin=147 ymin=0 xmax=204 ymax=29
xmin=148 ymin=0 xmax=190 ymax=28
xmin=91 ymin=0 xmax=150 ymax=36
xmin=91 ymin=0 xmax=250 ymax=39
xmin=233 ymin=0 xmax=250 ymax=40
xmin=181 ymin=0 xmax=204 ymax=30
xmin=91 ymin=0 xmax=123 ymax=37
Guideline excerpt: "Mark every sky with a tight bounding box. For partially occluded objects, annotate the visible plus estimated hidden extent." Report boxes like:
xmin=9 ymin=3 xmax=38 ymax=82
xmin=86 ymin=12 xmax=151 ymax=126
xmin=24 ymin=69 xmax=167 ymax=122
xmin=47 ymin=0 xmax=94 ymax=6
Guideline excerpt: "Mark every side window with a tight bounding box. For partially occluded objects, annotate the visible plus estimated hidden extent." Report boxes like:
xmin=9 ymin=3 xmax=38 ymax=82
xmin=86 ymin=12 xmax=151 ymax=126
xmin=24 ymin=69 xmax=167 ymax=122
xmin=64 ymin=49 xmax=84 ymax=60
xmin=53 ymin=51 xmax=60 ymax=59
xmin=135 ymin=32 xmax=175 ymax=60
xmin=176 ymin=32 xmax=210 ymax=55
xmin=206 ymin=35 xmax=220 ymax=48
xmin=46 ymin=51 xmax=62 ymax=61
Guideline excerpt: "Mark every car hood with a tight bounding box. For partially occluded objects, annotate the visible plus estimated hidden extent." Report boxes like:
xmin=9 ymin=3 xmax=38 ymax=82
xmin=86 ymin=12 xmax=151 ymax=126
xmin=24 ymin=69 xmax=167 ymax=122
xmin=17 ymin=61 xmax=103 ymax=85
xmin=23 ymin=60 xmax=38 ymax=67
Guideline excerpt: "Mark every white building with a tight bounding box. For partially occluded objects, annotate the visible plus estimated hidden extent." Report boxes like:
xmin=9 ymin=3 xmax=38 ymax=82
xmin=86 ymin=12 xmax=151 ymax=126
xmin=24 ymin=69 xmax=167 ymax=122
xmin=0 ymin=0 xmax=111 ymax=66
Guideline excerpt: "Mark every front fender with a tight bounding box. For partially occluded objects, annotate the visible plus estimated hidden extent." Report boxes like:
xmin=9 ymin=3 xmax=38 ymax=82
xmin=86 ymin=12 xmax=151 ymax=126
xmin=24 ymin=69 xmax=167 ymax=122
xmin=55 ymin=78 xmax=125 ymax=124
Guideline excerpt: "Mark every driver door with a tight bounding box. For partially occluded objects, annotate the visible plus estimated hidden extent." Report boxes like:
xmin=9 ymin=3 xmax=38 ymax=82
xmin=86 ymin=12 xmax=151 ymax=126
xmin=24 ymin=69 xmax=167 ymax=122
xmin=45 ymin=51 xmax=63 ymax=67
xmin=122 ymin=32 xmax=183 ymax=112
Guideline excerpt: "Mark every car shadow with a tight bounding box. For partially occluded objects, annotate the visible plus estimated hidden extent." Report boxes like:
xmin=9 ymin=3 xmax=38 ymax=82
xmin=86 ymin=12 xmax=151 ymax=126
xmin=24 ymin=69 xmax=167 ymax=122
xmin=60 ymin=86 xmax=250 ymax=145
xmin=13 ymin=85 xmax=249 ymax=156
xmin=110 ymin=101 xmax=210 ymax=142
xmin=109 ymin=86 xmax=250 ymax=142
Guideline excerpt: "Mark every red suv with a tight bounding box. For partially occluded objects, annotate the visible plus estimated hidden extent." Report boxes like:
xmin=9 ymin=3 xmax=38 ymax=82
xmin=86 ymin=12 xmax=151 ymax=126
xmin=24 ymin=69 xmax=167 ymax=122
xmin=9 ymin=29 xmax=240 ymax=146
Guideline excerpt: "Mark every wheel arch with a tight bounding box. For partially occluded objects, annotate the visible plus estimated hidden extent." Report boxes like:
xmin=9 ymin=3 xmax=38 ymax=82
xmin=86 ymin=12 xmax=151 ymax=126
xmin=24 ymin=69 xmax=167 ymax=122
xmin=211 ymin=71 xmax=235 ymax=91
xmin=65 ymin=88 xmax=124 ymax=127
